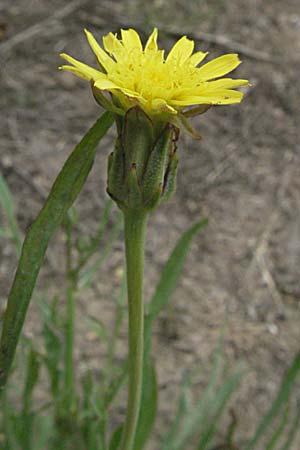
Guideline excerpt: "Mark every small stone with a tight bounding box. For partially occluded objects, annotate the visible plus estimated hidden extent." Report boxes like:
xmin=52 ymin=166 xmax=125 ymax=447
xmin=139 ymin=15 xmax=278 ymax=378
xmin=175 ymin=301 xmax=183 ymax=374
xmin=267 ymin=323 xmax=278 ymax=335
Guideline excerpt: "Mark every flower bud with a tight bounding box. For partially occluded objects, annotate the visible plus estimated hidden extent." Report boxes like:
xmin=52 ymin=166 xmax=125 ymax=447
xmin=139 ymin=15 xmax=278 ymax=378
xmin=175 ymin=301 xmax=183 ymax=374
xmin=107 ymin=107 xmax=179 ymax=212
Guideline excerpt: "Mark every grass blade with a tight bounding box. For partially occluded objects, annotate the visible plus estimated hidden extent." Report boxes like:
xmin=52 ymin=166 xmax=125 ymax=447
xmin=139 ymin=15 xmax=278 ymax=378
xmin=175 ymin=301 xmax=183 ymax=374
xmin=22 ymin=348 xmax=40 ymax=412
xmin=133 ymin=359 xmax=158 ymax=450
xmin=18 ymin=348 xmax=41 ymax=450
xmin=279 ymin=400 xmax=300 ymax=450
xmin=162 ymin=372 xmax=195 ymax=449
xmin=264 ymin=405 xmax=289 ymax=450
xmin=0 ymin=172 xmax=22 ymax=254
xmin=196 ymin=366 xmax=244 ymax=450
xmin=0 ymin=111 xmax=114 ymax=388
xmin=245 ymin=352 xmax=300 ymax=450
xmin=165 ymin=342 xmax=224 ymax=450
xmin=144 ymin=219 xmax=207 ymax=355
xmin=109 ymin=425 xmax=123 ymax=450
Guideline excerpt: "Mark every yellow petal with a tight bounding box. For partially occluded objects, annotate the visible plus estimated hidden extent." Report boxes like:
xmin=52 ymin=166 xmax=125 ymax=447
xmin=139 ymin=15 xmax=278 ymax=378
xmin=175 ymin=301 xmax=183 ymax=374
xmin=151 ymin=98 xmax=177 ymax=114
xmin=167 ymin=36 xmax=194 ymax=63
xmin=197 ymin=54 xmax=241 ymax=80
xmin=121 ymin=29 xmax=143 ymax=51
xmin=59 ymin=65 xmax=91 ymax=81
xmin=59 ymin=53 xmax=104 ymax=81
xmin=189 ymin=51 xmax=208 ymax=67
xmin=93 ymin=78 xmax=122 ymax=90
xmin=204 ymin=78 xmax=250 ymax=90
xmin=102 ymin=32 xmax=123 ymax=55
xmin=96 ymin=79 xmax=144 ymax=100
xmin=171 ymin=89 xmax=244 ymax=105
xmin=118 ymin=87 xmax=144 ymax=99
xmin=145 ymin=28 xmax=158 ymax=52
xmin=84 ymin=29 xmax=114 ymax=71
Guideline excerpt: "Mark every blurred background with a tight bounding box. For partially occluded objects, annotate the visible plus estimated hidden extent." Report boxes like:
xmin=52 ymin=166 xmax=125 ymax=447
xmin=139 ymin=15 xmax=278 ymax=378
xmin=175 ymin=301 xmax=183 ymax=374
xmin=0 ymin=0 xmax=300 ymax=447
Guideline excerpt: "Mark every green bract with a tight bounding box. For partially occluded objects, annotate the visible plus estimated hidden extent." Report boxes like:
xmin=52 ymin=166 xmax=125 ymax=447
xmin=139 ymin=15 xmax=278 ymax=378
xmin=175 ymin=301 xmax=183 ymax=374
xmin=107 ymin=107 xmax=179 ymax=212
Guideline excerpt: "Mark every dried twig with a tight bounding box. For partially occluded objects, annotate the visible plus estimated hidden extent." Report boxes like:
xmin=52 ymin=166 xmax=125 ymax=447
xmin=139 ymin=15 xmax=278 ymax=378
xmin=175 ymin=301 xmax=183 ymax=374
xmin=244 ymin=153 xmax=295 ymax=313
xmin=0 ymin=0 xmax=88 ymax=55
xmin=249 ymin=211 xmax=284 ymax=310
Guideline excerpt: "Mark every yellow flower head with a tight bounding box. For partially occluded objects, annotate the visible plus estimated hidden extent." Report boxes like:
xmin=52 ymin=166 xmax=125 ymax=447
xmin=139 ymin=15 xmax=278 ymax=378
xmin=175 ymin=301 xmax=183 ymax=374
xmin=60 ymin=28 xmax=249 ymax=122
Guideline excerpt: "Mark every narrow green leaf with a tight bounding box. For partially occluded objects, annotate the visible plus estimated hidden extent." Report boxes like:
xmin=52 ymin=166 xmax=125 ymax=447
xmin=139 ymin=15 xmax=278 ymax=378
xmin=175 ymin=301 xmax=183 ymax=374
xmin=0 ymin=112 xmax=114 ymax=388
xmin=162 ymin=372 xmax=193 ymax=449
xmin=264 ymin=405 xmax=289 ymax=450
xmin=80 ymin=372 xmax=102 ymax=450
xmin=164 ymin=342 xmax=224 ymax=450
xmin=197 ymin=366 xmax=244 ymax=450
xmin=245 ymin=352 xmax=300 ymax=450
xmin=105 ymin=361 xmax=128 ymax=408
xmin=22 ymin=348 xmax=40 ymax=412
xmin=109 ymin=425 xmax=123 ymax=450
xmin=32 ymin=415 xmax=54 ymax=450
xmin=0 ymin=388 xmax=20 ymax=449
xmin=133 ymin=359 xmax=158 ymax=450
xmin=42 ymin=323 xmax=62 ymax=397
xmin=145 ymin=219 xmax=208 ymax=355
xmin=279 ymin=400 xmax=300 ymax=450
xmin=0 ymin=172 xmax=22 ymax=253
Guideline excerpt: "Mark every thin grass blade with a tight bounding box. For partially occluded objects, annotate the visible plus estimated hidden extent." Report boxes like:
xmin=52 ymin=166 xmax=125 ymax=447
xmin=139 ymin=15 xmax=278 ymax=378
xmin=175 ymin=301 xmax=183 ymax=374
xmin=165 ymin=342 xmax=224 ymax=450
xmin=133 ymin=359 xmax=158 ymax=450
xmin=0 ymin=172 xmax=22 ymax=253
xmin=0 ymin=111 xmax=114 ymax=388
xmin=264 ymin=405 xmax=289 ymax=450
xmin=196 ymin=365 xmax=244 ymax=450
xmin=162 ymin=372 xmax=195 ymax=450
xmin=279 ymin=400 xmax=300 ymax=450
xmin=109 ymin=425 xmax=123 ymax=450
xmin=145 ymin=219 xmax=208 ymax=356
xmin=245 ymin=352 xmax=300 ymax=450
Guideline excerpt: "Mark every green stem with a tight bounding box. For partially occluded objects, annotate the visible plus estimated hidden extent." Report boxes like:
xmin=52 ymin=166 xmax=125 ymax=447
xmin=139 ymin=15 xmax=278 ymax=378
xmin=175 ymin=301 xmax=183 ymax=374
xmin=64 ymin=216 xmax=76 ymax=413
xmin=64 ymin=284 xmax=75 ymax=410
xmin=120 ymin=210 xmax=148 ymax=450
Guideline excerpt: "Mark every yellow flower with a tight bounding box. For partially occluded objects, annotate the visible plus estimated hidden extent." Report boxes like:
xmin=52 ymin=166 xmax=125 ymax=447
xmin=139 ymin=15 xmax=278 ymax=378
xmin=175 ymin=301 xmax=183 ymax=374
xmin=60 ymin=28 xmax=249 ymax=121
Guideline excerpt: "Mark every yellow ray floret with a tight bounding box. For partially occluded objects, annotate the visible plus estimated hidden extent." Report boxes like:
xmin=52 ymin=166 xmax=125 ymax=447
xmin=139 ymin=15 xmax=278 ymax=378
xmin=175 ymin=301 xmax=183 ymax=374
xmin=59 ymin=28 xmax=249 ymax=117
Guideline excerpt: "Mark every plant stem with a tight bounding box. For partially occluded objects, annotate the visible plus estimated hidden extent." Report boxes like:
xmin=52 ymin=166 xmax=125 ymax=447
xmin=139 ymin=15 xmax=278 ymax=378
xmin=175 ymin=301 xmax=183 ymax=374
xmin=120 ymin=210 xmax=148 ymax=450
xmin=64 ymin=215 xmax=76 ymax=413
xmin=64 ymin=283 xmax=75 ymax=410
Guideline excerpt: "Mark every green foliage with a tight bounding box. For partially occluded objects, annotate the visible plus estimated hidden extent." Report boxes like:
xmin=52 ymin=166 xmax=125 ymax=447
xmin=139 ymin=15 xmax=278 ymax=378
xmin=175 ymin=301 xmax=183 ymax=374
xmin=162 ymin=343 xmax=244 ymax=450
xmin=0 ymin=172 xmax=22 ymax=254
xmin=109 ymin=425 xmax=123 ymax=450
xmin=279 ymin=400 xmax=300 ymax=450
xmin=133 ymin=359 xmax=158 ymax=450
xmin=144 ymin=218 xmax=208 ymax=356
xmin=245 ymin=352 xmax=300 ymax=450
xmin=0 ymin=111 xmax=114 ymax=388
xmin=1 ymin=121 xmax=300 ymax=450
